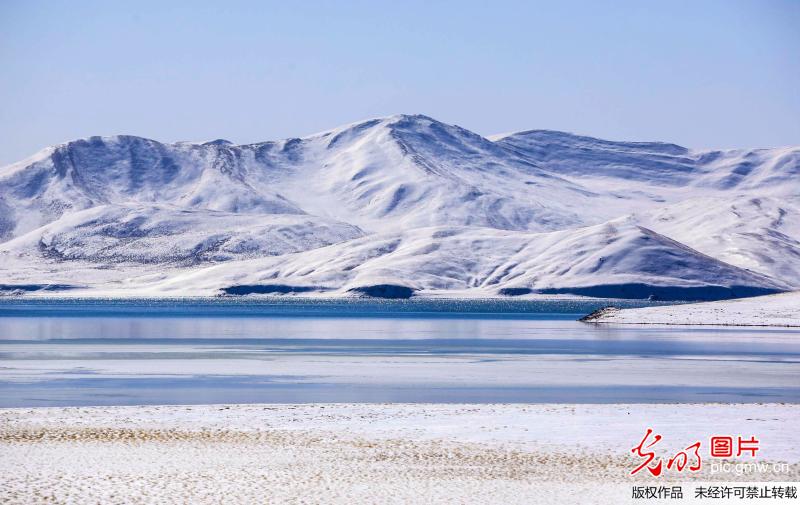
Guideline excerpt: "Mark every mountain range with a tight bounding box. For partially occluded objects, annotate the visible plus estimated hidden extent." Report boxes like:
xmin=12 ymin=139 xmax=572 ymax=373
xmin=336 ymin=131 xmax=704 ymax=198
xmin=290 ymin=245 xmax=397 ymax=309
xmin=1 ymin=114 xmax=798 ymax=299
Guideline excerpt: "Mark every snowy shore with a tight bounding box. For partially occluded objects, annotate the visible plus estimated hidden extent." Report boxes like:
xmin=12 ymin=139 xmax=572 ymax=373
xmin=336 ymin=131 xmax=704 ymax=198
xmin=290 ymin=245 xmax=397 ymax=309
xmin=1 ymin=404 xmax=798 ymax=504
xmin=585 ymin=291 xmax=800 ymax=327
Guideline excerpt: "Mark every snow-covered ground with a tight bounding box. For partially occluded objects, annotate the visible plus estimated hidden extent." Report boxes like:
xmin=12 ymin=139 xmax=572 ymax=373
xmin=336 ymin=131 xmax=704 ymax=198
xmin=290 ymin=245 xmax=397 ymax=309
xmin=1 ymin=114 xmax=798 ymax=299
xmin=1 ymin=404 xmax=797 ymax=504
xmin=585 ymin=291 xmax=800 ymax=327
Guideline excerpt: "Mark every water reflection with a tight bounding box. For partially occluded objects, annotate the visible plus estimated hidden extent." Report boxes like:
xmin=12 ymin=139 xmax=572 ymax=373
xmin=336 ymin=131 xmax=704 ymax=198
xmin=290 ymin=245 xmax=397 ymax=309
xmin=0 ymin=299 xmax=798 ymax=406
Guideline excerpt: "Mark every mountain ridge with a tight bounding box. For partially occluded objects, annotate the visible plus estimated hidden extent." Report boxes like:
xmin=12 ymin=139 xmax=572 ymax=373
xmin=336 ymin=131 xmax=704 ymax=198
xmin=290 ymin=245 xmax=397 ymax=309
xmin=1 ymin=114 xmax=798 ymax=299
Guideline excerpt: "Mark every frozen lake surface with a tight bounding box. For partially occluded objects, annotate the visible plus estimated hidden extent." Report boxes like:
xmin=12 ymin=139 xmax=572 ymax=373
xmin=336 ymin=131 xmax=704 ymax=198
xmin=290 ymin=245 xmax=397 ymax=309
xmin=1 ymin=298 xmax=798 ymax=406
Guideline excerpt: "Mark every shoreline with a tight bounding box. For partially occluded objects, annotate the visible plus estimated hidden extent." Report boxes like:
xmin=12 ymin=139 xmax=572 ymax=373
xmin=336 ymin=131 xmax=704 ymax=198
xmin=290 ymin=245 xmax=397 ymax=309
xmin=0 ymin=292 xmax=661 ymax=302
xmin=586 ymin=291 xmax=800 ymax=328
xmin=587 ymin=320 xmax=800 ymax=328
xmin=2 ymin=403 xmax=798 ymax=504
xmin=4 ymin=293 xmax=799 ymax=329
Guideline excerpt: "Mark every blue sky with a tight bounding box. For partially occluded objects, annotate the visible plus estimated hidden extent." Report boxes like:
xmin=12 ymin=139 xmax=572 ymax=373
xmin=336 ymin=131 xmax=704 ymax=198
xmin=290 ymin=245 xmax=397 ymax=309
xmin=1 ymin=0 xmax=798 ymax=164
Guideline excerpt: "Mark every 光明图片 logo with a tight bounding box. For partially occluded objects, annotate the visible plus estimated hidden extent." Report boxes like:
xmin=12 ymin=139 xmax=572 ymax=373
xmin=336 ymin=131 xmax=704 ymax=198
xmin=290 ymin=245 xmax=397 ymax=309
xmin=631 ymin=428 xmax=761 ymax=477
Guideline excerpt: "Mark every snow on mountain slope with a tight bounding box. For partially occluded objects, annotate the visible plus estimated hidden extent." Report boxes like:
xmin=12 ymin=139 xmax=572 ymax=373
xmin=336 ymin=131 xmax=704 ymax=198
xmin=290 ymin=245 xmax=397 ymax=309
xmin=492 ymin=130 xmax=698 ymax=185
xmin=246 ymin=115 xmax=603 ymax=232
xmin=0 ymin=205 xmax=363 ymax=265
xmin=0 ymin=136 xmax=303 ymax=240
xmin=694 ymin=146 xmax=800 ymax=192
xmin=0 ymin=115 xmax=675 ymax=241
xmin=1 ymin=114 xmax=798 ymax=299
xmin=493 ymin=130 xmax=800 ymax=194
xmin=138 ymin=220 xmax=784 ymax=299
xmin=637 ymin=196 xmax=800 ymax=288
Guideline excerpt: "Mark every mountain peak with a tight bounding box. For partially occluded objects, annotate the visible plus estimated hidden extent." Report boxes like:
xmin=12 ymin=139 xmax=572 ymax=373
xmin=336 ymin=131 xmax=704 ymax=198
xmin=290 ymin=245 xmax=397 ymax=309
xmin=203 ymin=139 xmax=234 ymax=146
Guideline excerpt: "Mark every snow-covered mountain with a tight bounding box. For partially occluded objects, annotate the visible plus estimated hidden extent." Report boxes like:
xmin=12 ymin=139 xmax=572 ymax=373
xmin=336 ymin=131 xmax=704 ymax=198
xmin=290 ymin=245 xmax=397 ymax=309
xmin=1 ymin=114 xmax=797 ymax=299
xmin=145 ymin=220 xmax=785 ymax=300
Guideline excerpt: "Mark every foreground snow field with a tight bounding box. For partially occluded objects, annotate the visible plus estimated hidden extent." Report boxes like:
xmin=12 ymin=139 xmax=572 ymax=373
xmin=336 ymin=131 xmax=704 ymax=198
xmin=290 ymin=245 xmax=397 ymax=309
xmin=1 ymin=404 xmax=797 ymax=504
xmin=585 ymin=291 xmax=800 ymax=327
xmin=1 ymin=114 xmax=799 ymax=299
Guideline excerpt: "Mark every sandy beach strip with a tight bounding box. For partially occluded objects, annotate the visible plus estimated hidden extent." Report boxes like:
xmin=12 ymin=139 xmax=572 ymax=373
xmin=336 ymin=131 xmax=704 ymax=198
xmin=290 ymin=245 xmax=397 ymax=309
xmin=1 ymin=403 xmax=798 ymax=504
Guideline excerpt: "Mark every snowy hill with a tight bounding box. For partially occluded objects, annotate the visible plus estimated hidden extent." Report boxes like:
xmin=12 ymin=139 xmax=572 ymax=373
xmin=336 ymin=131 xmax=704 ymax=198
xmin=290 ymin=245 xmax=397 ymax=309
xmin=1 ymin=205 xmax=363 ymax=264
xmin=138 ymin=220 xmax=785 ymax=299
xmin=1 ymin=114 xmax=798 ymax=299
xmin=637 ymin=196 xmax=800 ymax=288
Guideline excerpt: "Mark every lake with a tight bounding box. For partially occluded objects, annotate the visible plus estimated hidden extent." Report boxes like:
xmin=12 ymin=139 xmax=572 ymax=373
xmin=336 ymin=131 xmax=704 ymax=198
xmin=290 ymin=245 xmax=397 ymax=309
xmin=1 ymin=298 xmax=798 ymax=406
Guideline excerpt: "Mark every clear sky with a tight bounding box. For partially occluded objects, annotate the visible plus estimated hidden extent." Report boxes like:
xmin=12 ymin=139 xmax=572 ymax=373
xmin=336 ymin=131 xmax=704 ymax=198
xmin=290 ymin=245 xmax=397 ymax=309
xmin=1 ymin=0 xmax=798 ymax=165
